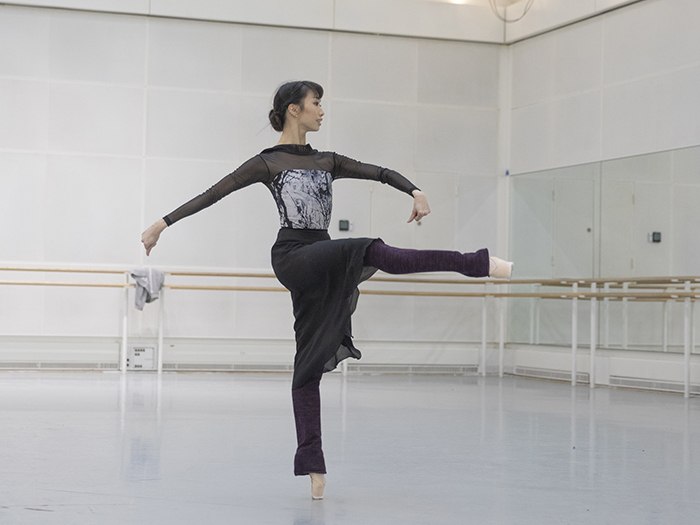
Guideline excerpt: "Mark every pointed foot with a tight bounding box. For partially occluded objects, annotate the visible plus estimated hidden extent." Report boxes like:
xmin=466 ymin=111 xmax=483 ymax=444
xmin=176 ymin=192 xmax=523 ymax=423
xmin=310 ymin=472 xmax=326 ymax=500
xmin=489 ymin=257 xmax=514 ymax=280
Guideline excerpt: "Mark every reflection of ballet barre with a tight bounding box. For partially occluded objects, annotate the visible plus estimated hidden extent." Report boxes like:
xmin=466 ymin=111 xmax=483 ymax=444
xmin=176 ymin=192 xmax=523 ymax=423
xmin=1 ymin=266 xmax=698 ymax=398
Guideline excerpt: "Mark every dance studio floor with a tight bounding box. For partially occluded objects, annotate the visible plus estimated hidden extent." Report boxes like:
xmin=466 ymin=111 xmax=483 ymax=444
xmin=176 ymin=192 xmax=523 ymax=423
xmin=0 ymin=371 xmax=698 ymax=525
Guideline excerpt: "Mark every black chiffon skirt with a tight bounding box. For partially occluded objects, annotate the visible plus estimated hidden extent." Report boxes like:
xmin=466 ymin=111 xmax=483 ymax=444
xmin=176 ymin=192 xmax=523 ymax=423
xmin=271 ymin=228 xmax=378 ymax=390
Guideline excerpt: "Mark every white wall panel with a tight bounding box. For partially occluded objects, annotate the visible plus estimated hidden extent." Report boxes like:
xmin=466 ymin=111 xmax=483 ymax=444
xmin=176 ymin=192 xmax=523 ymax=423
xmin=330 ymin=179 xmax=373 ymax=239
xmin=552 ymin=178 xmax=594 ymax=278
xmin=234 ymin=292 xmax=295 ymax=339
xmin=334 ymin=0 xmax=503 ymax=43
xmin=143 ymin=159 xmax=242 ymax=269
xmin=415 ymin=106 xmax=498 ymax=175
xmin=511 ymin=18 xmax=602 ymax=109
xmin=49 ymin=10 xmax=146 ymax=84
xmin=0 ymin=4 xmax=505 ymax=356
xmin=413 ymin=172 xmax=456 ymax=251
xmin=44 ymin=156 xmax=143 ymax=264
xmin=369 ymin=182 xmax=416 ymax=249
xmin=603 ymin=0 xmax=700 ymax=85
xmin=146 ymin=89 xmax=238 ymax=161
xmin=600 ymin=180 xmax=634 ymax=277
xmin=413 ymin=296 xmax=493 ymax=342
xmin=0 ymin=284 xmax=45 ymax=335
xmin=602 ymin=65 xmax=700 ymax=160
xmin=417 ymin=41 xmax=500 ymax=108
xmin=156 ymin=289 xmax=237 ymax=338
xmin=632 ymin=183 xmax=671 ymax=276
xmin=510 ymin=91 xmax=601 ymax=173
xmin=510 ymin=177 xmax=553 ymax=278
xmin=235 ymin=95 xmax=285 ymax=156
xmin=42 ymin=287 xmax=124 ymax=336
xmin=504 ymin=0 xmax=640 ymax=43
xmin=0 ymin=154 xmax=47 ymax=261
xmin=49 ymin=83 xmax=143 ymax=156
xmin=230 ymin=182 xmax=281 ymax=270
xmin=0 ymin=80 xmax=49 ymax=150
xmin=241 ymin=26 xmax=329 ymax=97
xmin=456 ymin=175 xmax=499 ymax=254
xmin=505 ymin=0 xmax=595 ymax=43
xmin=0 ymin=5 xmax=50 ymax=78
xmin=352 ymin=294 xmax=416 ymax=341
xmin=330 ymin=101 xmax=416 ymax=175
xmin=3 ymin=0 xmax=149 ymax=14
xmin=602 ymin=151 xmax=672 ymax=183
xmin=331 ymin=33 xmax=417 ymax=104
xmin=150 ymin=0 xmax=333 ymax=30
xmin=671 ymin=185 xmax=700 ymax=276
xmin=148 ymin=18 xmax=242 ymax=91
xmin=595 ymin=0 xmax=642 ymax=11
xmin=672 ymin=146 xmax=700 ymax=185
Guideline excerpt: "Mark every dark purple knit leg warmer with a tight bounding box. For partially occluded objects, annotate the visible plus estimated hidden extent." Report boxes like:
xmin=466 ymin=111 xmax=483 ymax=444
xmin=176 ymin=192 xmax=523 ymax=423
xmin=364 ymin=240 xmax=490 ymax=277
xmin=292 ymin=376 xmax=326 ymax=476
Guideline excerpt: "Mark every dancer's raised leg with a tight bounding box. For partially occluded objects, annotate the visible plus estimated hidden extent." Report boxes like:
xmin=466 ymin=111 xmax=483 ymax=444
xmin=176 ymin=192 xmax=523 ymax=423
xmin=363 ymin=240 xmax=512 ymax=279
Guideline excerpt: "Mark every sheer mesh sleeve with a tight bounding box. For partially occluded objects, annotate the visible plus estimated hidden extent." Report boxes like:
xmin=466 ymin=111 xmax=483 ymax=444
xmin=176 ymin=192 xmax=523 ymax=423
xmin=332 ymin=153 xmax=419 ymax=196
xmin=162 ymin=155 xmax=270 ymax=226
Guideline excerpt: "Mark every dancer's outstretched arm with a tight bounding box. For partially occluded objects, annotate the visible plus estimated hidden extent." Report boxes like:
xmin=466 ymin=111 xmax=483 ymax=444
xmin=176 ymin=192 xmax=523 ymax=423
xmin=140 ymin=155 xmax=269 ymax=256
xmin=331 ymin=153 xmax=431 ymax=223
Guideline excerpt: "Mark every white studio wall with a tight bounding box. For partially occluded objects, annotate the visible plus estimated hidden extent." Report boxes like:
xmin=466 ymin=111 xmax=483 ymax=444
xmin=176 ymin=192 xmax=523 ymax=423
xmin=504 ymin=0 xmax=641 ymax=42
xmin=3 ymin=0 xmax=698 ymax=381
xmin=509 ymin=0 xmax=700 ymax=174
xmin=508 ymin=0 xmax=700 ymax=282
xmin=510 ymin=0 xmax=700 ymax=364
xmin=0 ymin=4 xmax=503 ymax=368
xmin=0 ymin=0 xmax=504 ymax=43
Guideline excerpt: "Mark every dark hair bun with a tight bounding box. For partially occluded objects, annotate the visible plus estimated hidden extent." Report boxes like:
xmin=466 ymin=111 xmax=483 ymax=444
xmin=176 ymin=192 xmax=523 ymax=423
xmin=269 ymin=81 xmax=324 ymax=133
xmin=269 ymin=109 xmax=284 ymax=132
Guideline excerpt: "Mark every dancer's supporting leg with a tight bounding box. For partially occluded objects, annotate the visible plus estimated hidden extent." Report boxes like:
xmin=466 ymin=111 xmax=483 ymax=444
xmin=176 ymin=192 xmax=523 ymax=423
xmin=363 ymin=241 xmax=512 ymax=278
xmin=292 ymin=374 xmax=326 ymax=499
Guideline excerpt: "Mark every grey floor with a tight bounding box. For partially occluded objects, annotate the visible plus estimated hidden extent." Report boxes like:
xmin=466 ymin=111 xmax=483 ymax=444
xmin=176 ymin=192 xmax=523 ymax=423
xmin=0 ymin=372 xmax=698 ymax=525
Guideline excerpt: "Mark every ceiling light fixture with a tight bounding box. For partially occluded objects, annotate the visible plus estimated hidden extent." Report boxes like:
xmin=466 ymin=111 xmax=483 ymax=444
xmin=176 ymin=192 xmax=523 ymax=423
xmin=488 ymin=0 xmax=536 ymax=23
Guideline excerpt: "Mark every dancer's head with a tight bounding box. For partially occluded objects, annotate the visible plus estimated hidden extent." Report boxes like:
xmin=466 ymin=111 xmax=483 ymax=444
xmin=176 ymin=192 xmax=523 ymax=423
xmin=269 ymin=81 xmax=324 ymax=133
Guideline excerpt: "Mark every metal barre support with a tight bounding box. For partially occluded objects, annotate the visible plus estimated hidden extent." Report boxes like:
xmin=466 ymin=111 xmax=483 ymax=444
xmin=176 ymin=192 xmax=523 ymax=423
xmin=685 ymin=281 xmax=691 ymax=398
xmin=590 ymin=282 xmax=597 ymax=389
xmin=120 ymin=273 xmax=129 ymax=373
xmin=481 ymin=293 xmax=487 ymax=377
xmin=499 ymin=292 xmax=505 ymax=378
xmin=572 ymin=283 xmax=578 ymax=386
xmin=158 ymin=288 xmax=165 ymax=375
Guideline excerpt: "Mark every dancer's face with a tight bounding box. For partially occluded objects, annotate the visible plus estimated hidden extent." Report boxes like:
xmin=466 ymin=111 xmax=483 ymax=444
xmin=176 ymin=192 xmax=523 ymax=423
xmin=290 ymin=90 xmax=324 ymax=133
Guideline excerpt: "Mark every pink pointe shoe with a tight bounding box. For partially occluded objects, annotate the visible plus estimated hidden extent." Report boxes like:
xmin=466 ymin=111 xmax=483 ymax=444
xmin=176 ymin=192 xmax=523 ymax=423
xmin=310 ymin=472 xmax=326 ymax=500
xmin=489 ymin=257 xmax=514 ymax=280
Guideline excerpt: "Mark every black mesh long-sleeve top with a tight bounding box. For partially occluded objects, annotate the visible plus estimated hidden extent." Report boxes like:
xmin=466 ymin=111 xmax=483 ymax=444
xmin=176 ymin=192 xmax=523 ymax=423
xmin=163 ymin=144 xmax=419 ymax=229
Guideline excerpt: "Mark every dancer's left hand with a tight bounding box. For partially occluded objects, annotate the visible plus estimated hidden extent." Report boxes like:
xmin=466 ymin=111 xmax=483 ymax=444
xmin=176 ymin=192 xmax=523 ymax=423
xmin=408 ymin=190 xmax=431 ymax=223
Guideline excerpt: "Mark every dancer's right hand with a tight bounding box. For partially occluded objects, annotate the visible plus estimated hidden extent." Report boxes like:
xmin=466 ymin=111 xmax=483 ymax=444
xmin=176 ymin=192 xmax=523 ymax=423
xmin=141 ymin=219 xmax=167 ymax=256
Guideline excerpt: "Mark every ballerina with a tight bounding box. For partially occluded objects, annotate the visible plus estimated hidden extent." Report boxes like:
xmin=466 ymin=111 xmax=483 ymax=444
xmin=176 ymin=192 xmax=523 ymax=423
xmin=141 ymin=80 xmax=513 ymax=500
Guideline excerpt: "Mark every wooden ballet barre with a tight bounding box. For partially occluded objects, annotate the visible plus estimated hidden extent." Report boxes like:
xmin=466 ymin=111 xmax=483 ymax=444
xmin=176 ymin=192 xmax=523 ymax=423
xmin=166 ymin=284 xmax=287 ymax=293
xmin=522 ymin=276 xmax=700 ymax=287
xmin=0 ymin=267 xmax=127 ymax=275
xmin=167 ymin=271 xmax=278 ymax=279
xmin=166 ymin=270 xmax=498 ymax=285
xmin=166 ymin=272 xmax=700 ymax=287
xmin=4 ymin=266 xmax=699 ymax=289
xmin=161 ymin=283 xmax=700 ymax=300
xmin=0 ymin=280 xmax=132 ymax=288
